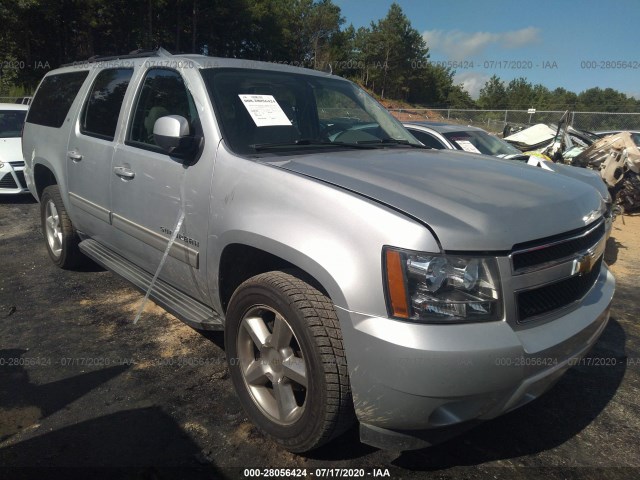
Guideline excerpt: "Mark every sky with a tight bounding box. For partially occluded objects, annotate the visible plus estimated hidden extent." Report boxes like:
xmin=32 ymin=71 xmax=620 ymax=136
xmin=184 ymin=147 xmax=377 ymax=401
xmin=334 ymin=0 xmax=640 ymax=100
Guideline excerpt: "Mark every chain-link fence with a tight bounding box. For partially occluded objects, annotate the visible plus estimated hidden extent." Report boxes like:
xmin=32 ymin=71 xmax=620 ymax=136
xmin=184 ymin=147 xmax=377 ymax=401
xmin=388 ymin=108 xmax=640 ymax=134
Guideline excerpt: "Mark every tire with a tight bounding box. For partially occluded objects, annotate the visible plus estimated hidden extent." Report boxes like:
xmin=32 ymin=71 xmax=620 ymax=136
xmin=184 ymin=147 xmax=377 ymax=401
xmin=40 ymin=185 xmax=83 ymax=269
xmin=225 ymin=270 xmax=355 ymax=452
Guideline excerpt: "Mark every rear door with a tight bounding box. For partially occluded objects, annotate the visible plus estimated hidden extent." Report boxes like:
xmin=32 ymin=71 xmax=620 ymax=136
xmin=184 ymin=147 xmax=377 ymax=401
xmin=67 ymin=68 xmax=134 ymax=243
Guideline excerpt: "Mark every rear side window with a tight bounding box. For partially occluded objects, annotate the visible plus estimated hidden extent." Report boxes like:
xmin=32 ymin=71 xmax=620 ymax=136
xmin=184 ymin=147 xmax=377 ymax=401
xmin=26 ymin=71 xmax=89 ymax=128
xmin=80 ymin=68 xmax=133 ymax=140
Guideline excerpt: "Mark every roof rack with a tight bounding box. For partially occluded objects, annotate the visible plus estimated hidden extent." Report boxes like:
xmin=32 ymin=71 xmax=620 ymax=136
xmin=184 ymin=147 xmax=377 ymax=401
xmin=61 ymin=47 xmax=172 ymax=67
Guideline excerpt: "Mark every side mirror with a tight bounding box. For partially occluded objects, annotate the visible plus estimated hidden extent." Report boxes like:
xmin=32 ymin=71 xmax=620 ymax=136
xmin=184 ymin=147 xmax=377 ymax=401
xmin=153 ymin=115 xmax=191 ymax=154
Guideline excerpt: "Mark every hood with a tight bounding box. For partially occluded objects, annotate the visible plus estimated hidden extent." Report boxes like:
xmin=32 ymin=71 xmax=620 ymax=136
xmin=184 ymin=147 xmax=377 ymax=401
xmin=270 ymin=148 xmax=604 ymax=251
xmin=538 ymin=162 xmax=609 ymax=201
xmin=0 ymin=137 xmax=23 ymax=162
xmin=509 ymin=153 xmax=609 ymax=201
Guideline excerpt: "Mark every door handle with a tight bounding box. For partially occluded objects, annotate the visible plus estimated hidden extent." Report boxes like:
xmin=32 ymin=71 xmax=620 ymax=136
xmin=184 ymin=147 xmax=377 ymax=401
xmin=113 ymin=165 xmax=135 ymax=179
xmin=67 ymin=150 xmax=83 ymax=162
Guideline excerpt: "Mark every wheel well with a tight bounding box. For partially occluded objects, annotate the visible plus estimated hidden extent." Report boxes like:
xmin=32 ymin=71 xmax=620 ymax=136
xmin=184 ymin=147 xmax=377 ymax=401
xmin=218 ymin=244 xmax=328 ymax=312
xmin=33 ymin=164 xmax=57 ymax=199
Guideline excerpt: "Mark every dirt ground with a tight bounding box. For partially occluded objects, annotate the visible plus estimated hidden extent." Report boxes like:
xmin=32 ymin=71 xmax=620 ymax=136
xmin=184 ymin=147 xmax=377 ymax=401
xmin=1 ymin=194 xmax=639 ymax=480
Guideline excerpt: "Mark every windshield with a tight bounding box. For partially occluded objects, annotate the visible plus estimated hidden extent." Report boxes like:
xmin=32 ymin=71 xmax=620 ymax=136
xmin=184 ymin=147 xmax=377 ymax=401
xmin=201 ymin=68 xmax=420 ymax=155
xmin=443 ymin=129 xmax=522 ymax=156
xmin=0 ymin=110 xmax=27 ymax=138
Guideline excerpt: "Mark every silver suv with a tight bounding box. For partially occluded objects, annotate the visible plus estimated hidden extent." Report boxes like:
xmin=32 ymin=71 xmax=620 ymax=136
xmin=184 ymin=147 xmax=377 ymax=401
xmin=23 ymin=49 xmax=615 ymax=452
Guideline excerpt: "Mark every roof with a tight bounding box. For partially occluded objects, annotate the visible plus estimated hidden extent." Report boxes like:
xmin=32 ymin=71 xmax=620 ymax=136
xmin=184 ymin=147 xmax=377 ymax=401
xmin=52 ymin=47 xmax=341 ymax=80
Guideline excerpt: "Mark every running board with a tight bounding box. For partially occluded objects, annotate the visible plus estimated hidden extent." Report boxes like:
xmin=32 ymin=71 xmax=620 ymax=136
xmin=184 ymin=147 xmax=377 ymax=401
xmin=79 ymin=239 xmax=224 ymax=331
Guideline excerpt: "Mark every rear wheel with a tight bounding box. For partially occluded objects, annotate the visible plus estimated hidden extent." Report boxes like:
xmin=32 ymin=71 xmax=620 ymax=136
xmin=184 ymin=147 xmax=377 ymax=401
xmin=225 ymin=271 xmax=354 ymax=452
xmin=40 ymin=185 xmax=83 ymax=269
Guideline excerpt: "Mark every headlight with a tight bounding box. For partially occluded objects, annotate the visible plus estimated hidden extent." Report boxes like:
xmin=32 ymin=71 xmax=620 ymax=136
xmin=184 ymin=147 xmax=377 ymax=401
xmin=383 ymin=247 xmax=502 ymax=323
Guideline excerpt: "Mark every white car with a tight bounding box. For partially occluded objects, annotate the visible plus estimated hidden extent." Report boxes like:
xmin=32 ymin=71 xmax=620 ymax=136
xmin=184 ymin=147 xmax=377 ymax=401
xmin=0 ymin=103 xmax=29 ymax=194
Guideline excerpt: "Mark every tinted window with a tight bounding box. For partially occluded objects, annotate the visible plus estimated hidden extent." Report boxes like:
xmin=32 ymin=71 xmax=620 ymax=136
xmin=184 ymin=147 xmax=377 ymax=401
xmin=408 ymin=129 xmax=446 ymax=149
xmin=81 ymin=68 xmax=133 ymax=140
xmin=0 ymin=110 xmax=27 ymax=138
xmin=128 ymin=69 xmax=198 ymax=149
xmin=26 ymin=71 xmax=89 ymax=128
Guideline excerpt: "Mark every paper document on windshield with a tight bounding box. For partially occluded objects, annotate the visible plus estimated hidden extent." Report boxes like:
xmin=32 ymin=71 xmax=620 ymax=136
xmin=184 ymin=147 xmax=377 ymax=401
xmin=239 ymin=94 xmax=292 ymax=127
xmin=455 ymin=140 xmax=481 ymax=154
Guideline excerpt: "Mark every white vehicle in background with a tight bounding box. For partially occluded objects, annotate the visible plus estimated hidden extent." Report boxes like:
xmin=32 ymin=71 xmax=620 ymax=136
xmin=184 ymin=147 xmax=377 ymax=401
xmin=403 ymin=121 xmax=529 ymax=157
xmin=0 ymin=103 xmax=29 ymax=194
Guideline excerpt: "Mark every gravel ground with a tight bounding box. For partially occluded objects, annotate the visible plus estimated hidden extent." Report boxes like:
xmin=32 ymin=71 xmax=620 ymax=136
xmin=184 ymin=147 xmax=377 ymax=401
xmin=1 ymin=194 xmax=639 ymax=480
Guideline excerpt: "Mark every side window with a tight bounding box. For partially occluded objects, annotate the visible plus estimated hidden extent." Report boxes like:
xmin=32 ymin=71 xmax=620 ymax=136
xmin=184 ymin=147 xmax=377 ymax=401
xmin=408 ymin=129 xmax=446 ymax=149
xmin=128 ymin=69 xmax=198 ymax=149
xmin=26 ymin=71 xmax=89 ymax=128
xmin=81 ymin=68 xmax=133 ymax=141
xmin=0 ymin=110 xmax=27 ymax=138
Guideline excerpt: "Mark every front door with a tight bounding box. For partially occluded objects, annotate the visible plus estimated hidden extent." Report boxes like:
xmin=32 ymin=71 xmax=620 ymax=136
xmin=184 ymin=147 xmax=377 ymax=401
xmin=109 ymin=68 xmax=211 ymax=302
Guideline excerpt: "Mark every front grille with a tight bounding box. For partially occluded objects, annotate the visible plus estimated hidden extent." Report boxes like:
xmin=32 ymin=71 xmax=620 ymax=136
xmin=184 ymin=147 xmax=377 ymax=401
xmin=517 ymin=256 xmax=602 ymax=322
xmin=512 ymin=221 xmax=605 ymax=272
xmin=14 ymin=170 xmax=25 ymax=188
xmin=0 ymin=173 xmax=18 ymax=188
xmin=9 ymin=161 xmax=24 ymax=167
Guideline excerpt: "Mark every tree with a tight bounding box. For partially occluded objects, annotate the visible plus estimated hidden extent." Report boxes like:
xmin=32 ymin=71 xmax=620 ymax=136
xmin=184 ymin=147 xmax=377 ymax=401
xmin=478 ymin=75 xmax=507 ymax=109
xmin=343 ymin=25 xmax=374 ymax=84
xmin=505 ymin=77 xmax=534 ymax=109
xmin=366 ymin=2 xmax=428 ymax=100
xmin=577 ymin=87 xmax=639 ymax=112
xmin=305 ymin=0 xmax=343 ymax=69
xmin=408 ymin=63 xmax=452 ymax=106
xmin=1 ymin=0 xmax=638 ymax=112
xmin=447 ymin=84 xmax=476 ymax=109
xmin=531 ymin=84 xmax=551 ymax=110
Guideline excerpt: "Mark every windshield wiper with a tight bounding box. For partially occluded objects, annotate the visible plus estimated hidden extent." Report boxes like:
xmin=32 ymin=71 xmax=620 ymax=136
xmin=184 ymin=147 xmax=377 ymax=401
xmin=354 ymin=138 xmax=429 ymax=148
xmin=252 ymin=139 xmax=376 ymax=151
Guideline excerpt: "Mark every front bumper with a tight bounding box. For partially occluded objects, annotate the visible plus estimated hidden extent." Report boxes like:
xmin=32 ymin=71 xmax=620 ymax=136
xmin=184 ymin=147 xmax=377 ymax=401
xmin=336 ymin=265 xmax=615 ymax=450
xmin=0 ymin=162 xmax=29 ymax=194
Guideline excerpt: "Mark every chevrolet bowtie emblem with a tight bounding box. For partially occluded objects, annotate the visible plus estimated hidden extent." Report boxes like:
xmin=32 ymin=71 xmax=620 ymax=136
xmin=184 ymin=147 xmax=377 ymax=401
xmin=572 ymin=253 xmax=594 ymax=276
xmin=572 ymin=235 xmax=606 ymax=277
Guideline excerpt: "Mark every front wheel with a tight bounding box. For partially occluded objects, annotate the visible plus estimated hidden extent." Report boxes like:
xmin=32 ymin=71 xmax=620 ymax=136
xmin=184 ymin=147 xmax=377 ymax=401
xmin=40 ymin=185 xmax=84 ymax=269
xmin=225 ymin=271 xmax=354 ymax=452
